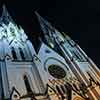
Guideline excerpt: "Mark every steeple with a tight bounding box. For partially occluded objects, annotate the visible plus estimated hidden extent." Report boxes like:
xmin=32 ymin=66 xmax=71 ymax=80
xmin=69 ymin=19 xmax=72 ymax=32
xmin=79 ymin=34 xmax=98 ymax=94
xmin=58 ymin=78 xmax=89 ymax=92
xmin=35 ymin=12 xmax=65 ymax=45
xmin=35 ymin=11 xmax=100 ymax=100
xmin=35 ymin=11 xmax=54 ymax=31
xmin=35 ymin=11 xmax=65 ymax=56
xmin=35 ymin=12 xmax=56 ymax=47
xmin=0 ymin=4 xmax=14 ymax=25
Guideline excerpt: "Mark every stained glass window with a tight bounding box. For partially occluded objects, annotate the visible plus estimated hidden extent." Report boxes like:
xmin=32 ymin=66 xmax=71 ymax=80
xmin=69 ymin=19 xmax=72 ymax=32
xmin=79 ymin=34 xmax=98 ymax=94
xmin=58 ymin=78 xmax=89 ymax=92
xmin=48 ymin=65 xmax=66 ymax=79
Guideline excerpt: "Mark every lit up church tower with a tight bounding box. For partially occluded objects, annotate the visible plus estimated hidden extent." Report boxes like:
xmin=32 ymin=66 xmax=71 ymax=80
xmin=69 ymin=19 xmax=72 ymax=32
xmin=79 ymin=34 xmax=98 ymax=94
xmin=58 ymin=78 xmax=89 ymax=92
xmin=0 ymin=5 xmax=100 ymax=100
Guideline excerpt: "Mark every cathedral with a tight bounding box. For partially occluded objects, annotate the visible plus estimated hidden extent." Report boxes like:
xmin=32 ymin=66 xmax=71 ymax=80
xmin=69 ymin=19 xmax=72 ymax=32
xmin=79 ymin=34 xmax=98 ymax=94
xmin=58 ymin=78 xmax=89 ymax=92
xmin=0 ymin=5 xmax=100 ymax=100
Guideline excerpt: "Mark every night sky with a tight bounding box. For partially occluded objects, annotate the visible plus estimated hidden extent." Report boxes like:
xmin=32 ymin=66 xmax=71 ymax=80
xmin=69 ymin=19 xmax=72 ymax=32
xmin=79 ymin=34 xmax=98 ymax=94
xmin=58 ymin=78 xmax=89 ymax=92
xmin=0 ymin=0 xmax=100 ymax=68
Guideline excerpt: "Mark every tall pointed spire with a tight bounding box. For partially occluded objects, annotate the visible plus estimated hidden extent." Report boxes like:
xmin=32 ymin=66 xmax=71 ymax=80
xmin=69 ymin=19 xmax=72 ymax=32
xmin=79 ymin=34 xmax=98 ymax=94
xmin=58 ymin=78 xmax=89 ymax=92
xmin=35 ymin=11 xmax=65 ymax=56
xmin=0 ymin=4 xmax=14 ymax=25
xmin=2 ymin=5 xmax=9 ymax=18
xmin=35 ymin=11 xmax=54 ymax=32
xmin=35 ymin=11 xmax=65 ymax=44
xmin=35 ymin=11 xmax=55 ymax=46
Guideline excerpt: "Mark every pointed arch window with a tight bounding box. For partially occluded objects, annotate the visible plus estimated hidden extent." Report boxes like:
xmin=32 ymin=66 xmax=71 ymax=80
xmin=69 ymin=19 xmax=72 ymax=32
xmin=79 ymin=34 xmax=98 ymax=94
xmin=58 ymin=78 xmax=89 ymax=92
xmin=11 ymin=47 xmax=17 ymax=60
xmin=64 ymin=84 xmax=72 ymax=100
xmin=23 ymin=75 xmax=32 ymax=94
xmin=60 ymin=85 xmax=66 ymax=94
xmin=56 ymin=85 xmax=65 ymax=99
xmin=19 ymin=48 xmax=25 ymax=60
xmin=56 ymin=85 xmax=63 ymax=95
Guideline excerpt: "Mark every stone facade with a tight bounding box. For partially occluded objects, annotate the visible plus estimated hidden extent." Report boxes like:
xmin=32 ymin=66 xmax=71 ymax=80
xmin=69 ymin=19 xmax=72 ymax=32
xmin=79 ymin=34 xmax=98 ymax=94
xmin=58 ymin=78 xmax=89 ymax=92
xmin=0 ymin=5 xmax=99 ymax=100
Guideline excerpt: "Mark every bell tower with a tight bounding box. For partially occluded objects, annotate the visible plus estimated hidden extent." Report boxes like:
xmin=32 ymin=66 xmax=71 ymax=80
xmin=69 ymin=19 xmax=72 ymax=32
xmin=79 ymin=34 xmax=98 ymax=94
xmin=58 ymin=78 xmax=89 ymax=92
xmin=0 ymin=5 xmax=45 ymax=100
xmin=35 ymin=12 xmax=100 ymax=100
xmin=0 ymin=4 xmax=100 ymax=100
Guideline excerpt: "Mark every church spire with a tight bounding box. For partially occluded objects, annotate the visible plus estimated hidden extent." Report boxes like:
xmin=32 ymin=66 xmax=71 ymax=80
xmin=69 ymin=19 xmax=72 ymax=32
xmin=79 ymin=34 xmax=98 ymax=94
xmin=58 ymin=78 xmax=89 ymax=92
xmin=35 ymin=12 xmax=65 ymax=56
xmin=0 ymin=4 xmax=14 ymax=25
xmin=35 ymin=12 xmax=65 ymax=48
xmin=35 ymin=11 xmax=54 ymax=33
xmin=35 ymin=11 xmax=65 ymax=42
xmin=2 ymin=5 xmax=8 ymax=17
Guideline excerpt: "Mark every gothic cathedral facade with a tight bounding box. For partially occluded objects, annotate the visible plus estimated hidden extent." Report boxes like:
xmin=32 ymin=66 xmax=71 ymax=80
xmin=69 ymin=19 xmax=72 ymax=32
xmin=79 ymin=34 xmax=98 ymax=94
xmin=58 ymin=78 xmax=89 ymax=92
xmin=0 ymin=5 xmax=100 ymax=100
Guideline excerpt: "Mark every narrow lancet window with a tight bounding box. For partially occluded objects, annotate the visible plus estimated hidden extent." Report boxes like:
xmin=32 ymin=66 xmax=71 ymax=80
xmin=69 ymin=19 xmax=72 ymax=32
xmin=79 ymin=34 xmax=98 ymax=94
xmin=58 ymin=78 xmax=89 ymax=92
xmin=23 ymin=75 xmax=32 ymax=94
xmin=60 ymin=85 xmax=66 ymax=93
xmin=11 ymin=47 xmax=17 ymax=60
xmin=19 ymin=48 xmax=25 ymax=60
xmin=56 ymin=85 xmax=63 ymax=95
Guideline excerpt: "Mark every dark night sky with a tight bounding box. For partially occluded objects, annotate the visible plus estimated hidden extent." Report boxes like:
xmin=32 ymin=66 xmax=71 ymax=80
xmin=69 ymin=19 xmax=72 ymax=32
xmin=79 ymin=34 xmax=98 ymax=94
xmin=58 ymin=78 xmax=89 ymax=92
xmin=0 ymin=0 xmax=100 ymax=68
